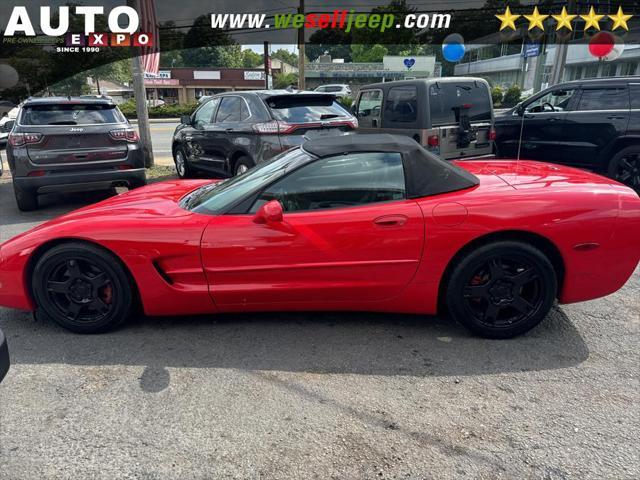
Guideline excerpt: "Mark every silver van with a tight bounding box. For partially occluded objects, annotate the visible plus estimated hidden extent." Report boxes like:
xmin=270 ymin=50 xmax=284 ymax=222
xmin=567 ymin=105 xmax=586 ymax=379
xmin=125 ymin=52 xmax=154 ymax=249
xmin=354 ymin=77 xmax=495 ymax=160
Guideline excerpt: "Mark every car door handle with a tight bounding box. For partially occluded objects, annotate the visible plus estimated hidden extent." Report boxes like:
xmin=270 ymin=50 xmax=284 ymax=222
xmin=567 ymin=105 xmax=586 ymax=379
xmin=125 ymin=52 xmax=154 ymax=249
xmin=373 ymin=215 xmax=408 ymax=227
xmin=606 ymin=115 xmax=625 ymax=120
xmin=225 ymin=128 xmax=234 ymax=132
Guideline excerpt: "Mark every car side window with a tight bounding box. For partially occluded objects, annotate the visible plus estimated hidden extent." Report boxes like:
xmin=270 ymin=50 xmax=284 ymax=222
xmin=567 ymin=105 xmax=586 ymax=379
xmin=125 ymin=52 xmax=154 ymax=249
xmin=216 ymin=97 xmax=246 ymax=123
xmin=384 ymin=86 xmax=418 ymax=123
xmin=251 ymin=152 xmax=406 ymax=213
xmin=631 ymin=85 xmax=640 ymax=109
xmin=525 ymin=89 xmax=577 ymax=113
xmin=576 ymin=88 xmax=629 ymax=111
xmin=356 ymin=89 xmax=383 ymax=123
xmin=193 ymin=98 xmax=218 ymax=128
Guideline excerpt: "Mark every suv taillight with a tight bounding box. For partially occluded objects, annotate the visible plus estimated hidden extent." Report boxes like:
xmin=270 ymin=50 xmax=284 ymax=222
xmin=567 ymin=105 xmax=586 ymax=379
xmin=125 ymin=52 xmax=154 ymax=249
xmin=427 ymin=135 xmax=439 ymax=147
xmin=109 ymin=128 xmax=139 ymax=142
xmin=8 ymin=132 xmax=43 ymax=147
xmin=488 ymin=128 xmax=497 ymax=141
xmin=252 ymin=120 xmax=288 ymax=134
xmin=253 ymin=118 xmax=358 ymax=135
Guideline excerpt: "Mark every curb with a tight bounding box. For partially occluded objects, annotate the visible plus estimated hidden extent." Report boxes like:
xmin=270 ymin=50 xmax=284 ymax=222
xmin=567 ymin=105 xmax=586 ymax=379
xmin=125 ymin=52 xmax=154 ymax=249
xmin=129 ymin=118 xmax=180 ymax=124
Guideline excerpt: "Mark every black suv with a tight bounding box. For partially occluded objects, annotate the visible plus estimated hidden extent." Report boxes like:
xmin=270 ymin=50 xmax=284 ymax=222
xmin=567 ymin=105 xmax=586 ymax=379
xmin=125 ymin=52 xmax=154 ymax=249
xmin=495 ymin=77 xmax=640 ymax=191
xmin=6 ymin=96 xmax=146 ymax=211
xmin=172 ymin=90 xmax=357 ymax=178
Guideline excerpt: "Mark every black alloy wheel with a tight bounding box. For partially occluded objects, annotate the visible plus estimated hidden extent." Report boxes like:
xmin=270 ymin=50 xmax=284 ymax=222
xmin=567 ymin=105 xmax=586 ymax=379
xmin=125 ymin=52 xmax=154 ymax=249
xmin=446 ymin=241 xmax=557 ymax=339
xmin=609 ymin=147 xmax=640 ymax=193
xmin=32 ymin=243 xmax=132 ymax=333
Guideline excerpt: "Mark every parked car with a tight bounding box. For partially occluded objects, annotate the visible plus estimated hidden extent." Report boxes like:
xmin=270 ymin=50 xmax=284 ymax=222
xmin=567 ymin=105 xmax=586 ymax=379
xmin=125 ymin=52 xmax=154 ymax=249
xmin=6 ymin=96 xmax=146 ymax=211
xmin=494 ymin=76 xmax=640 ymax=192
xmin=172 ymin=90 xmax=357 ymax=178
xmin=314 ymin=84 xmax=352 ymax=98
xmin=354 ymin=78 xmax=495 ymax=160
xmin=0 ymin=106 xmax=19 ymax=146
xmin=1 ymin=134 xmax=638 ymax=338
xmin=0 ymin=328 xmax=8 ymax=383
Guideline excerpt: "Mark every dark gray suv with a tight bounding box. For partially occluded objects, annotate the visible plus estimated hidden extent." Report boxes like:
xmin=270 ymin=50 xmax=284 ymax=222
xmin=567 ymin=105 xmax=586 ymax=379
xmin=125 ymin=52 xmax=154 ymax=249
xmin=6 ymin=96 xmax=146 ymax=211
xmin=172 ymin=90 xmax=357 ymax=178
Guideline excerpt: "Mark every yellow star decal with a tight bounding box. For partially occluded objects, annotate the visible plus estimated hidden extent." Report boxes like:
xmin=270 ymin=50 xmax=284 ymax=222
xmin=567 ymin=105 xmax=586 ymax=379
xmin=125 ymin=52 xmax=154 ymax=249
xmin=496 ymin=6 xmax=520 ymax=31
xmin=608 ymin=6 xmax=632 ymax=31
xmin=580 ymin=6 xmax=604 ymax=31
xmin=524 ymin=6 xmax=548 ymax=31
xmin=552 ymin=6 xmax=577 ymax=31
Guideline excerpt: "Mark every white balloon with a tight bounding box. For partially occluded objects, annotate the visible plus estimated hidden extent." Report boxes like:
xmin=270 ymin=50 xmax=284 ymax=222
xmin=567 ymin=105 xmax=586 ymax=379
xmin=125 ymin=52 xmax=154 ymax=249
xmin=604 ymin=35 xmax=625 ymax=62
xmin=0 ymin=64 xmax=19 ymax=89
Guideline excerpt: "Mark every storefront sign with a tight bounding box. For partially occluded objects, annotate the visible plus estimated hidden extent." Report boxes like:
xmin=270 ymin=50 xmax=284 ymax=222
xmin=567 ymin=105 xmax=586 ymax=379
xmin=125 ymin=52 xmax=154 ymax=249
xmin=244 ymin=71 xmax=265 ymax=81
xmin=193 ymin=70 xmax=221 ymax=80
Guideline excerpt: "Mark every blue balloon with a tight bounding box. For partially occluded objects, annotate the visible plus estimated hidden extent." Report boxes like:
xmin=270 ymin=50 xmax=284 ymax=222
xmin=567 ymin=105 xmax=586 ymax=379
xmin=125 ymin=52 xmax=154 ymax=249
xmin=442 ymin=42 xmax=465 ymax=63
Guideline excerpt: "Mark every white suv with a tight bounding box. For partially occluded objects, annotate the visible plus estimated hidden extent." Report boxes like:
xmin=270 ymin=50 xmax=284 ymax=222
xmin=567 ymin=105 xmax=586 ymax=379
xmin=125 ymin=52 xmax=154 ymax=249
xmin=314 ymin=84 xmax=352 ymax=98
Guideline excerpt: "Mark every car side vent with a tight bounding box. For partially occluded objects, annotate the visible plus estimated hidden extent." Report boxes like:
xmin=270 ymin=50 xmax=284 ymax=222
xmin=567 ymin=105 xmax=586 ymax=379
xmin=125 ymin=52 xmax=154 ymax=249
xmin=152 ymin=260 xmax=174 ymax=285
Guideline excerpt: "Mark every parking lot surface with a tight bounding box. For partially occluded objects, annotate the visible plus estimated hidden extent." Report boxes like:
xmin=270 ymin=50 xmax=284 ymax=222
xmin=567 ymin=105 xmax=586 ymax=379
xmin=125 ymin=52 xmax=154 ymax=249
xmin=0 ymin=170 xmax=638 ymax=479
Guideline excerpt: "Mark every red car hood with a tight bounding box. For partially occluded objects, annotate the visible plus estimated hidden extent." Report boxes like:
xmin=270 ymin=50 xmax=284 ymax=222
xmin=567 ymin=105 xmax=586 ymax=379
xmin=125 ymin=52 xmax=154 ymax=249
xmin=454 ymin=159 xmax=617 ymax=188
xmin=56 ymin=179 xmax=217 ymax=221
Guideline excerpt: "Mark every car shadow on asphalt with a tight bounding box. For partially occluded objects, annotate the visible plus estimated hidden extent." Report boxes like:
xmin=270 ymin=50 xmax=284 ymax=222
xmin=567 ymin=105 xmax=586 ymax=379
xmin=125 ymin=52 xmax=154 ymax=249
xmin=2 ymin=305 xmax=589 ymax=385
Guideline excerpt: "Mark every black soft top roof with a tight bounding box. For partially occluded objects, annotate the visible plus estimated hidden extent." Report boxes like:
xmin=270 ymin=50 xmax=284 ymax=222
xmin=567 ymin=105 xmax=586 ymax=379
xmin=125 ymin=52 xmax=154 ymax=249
xmin=302 ymin=134 xmax=479 ymax=198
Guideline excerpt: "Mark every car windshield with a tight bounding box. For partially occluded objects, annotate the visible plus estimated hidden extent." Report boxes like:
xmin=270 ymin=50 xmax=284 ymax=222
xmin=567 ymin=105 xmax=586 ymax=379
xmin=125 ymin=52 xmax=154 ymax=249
xmin=21 ymin=104 xmax=123 ymax=125
xmin=266 ymin=95 xmax=351 ymax=123
xmin=183 ymin=148 xmax=312 ymax=214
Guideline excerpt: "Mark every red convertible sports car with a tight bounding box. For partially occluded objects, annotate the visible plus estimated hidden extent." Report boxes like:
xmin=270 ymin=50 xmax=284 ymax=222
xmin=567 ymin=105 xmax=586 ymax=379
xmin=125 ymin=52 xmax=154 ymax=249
xmin=0 ymin=134 xmax=639 ymax=338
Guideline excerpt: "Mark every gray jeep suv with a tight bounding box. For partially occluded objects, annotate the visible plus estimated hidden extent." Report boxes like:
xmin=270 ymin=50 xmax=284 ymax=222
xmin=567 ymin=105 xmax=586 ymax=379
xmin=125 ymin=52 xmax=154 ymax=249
xmin=6 ymin=96 xmax=146 ymax=211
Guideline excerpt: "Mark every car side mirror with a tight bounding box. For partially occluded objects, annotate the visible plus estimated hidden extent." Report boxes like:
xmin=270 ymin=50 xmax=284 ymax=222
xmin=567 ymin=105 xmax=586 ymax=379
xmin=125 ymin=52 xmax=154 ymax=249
xmin=253 ymin=199 xmax=284 ymax=224
xmin=515 ymin=103 xmax=525 ymax=116
xmin=180 ymin=114 xmax=192 ymax=125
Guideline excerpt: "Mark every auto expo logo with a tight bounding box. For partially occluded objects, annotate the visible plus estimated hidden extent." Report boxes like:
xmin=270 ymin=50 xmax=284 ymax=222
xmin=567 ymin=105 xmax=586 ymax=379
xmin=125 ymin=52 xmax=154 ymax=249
xmin=2 ymin=6 xmax=153 ymax=49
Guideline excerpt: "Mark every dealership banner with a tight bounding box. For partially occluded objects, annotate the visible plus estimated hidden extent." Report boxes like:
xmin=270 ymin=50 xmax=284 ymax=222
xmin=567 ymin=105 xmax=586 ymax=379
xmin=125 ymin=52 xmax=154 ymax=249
xmin=1 ymin=1 xmax=640 ymax=100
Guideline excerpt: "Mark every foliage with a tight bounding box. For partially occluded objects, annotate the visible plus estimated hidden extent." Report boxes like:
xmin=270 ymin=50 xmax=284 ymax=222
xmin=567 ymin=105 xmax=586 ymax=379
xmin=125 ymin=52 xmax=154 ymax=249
xmin=307 ymin=30 xmax=354 ymax=62
xmin=491 ymin=86 xmax=503 ymax=106
xmin=119 ymin=100 xmax=198 ymax=119
xmin=242 ymin=49 xmax=263 ymax=68
xmin=271 ymin=48 xmax=298 ymax=66
xmin=502 ymin=85 xmax=522 ymax=108
xmin=338 ymin=96 xmax=353 ymax=110
xmin=351 ymin=44 xmax=389 ymax=63
xmin=273 ymin=72 xmax=299 ymax=89
xmin=180 ymin=45 xmax=243 ymax=68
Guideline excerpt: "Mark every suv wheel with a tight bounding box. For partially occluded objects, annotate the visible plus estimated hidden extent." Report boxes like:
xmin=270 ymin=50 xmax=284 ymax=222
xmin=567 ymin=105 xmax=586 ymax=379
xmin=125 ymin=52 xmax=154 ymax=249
xmin=174 ymin=147 xmax=192 ymax=179
xmin=234 ymin=156 xmax=254 ymax=176
xmin=608 ymin=146 xmax=640 ymax=192
xmin=445 ymin=241 xmax=557 ymax=339
xmin=13 ymin=181 xmax=38 ymax=211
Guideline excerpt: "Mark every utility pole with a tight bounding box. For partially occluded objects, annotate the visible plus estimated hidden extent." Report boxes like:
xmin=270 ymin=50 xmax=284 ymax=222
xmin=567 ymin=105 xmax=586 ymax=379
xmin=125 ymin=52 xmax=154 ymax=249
xmin=297 ymin=0 xmax=305 ymax=90
xmin=263 ymin=41 xmax=270 ymax=89
xmin=128 ymin=0 xmax=154 ymax=167
xmin=548 ymin=0 xmax=576 ymax=86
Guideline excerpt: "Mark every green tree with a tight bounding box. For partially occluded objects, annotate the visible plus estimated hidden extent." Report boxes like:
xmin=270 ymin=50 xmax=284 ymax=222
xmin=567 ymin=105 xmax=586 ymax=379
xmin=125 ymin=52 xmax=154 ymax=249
xmin=274 ymin=72 xmax=298 ymax=89
xmin=307 ymin=29 xmax=353 ymax=62
xmin=351 ymin=44 xmax=389 ymax=63
xmin=271 ymin=48 xmax=298 ymax=66
xmin=242 ymin=49 xmax=263 ymax=68
xmin=502 ymin=84 xmax=522 ymax=107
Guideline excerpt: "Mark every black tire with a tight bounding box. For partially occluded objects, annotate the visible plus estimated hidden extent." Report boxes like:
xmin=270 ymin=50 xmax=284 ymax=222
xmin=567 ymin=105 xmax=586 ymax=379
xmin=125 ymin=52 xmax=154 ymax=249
xmin=13 ymin=181 xmax=38 ymax=211
xmin=173 ymin=146 xmax=193 ymax=179
xmin=234 ymin=155 xmax=254 ymax=176
xmin=129 ymin=176 xmax=147 ymax=190
xmin=445 ymin=241 xmax=557 ymax=339
xmin=32 ymin=242 xmax=133 ymax=334
xmin=607 ymin=146 xmax=640 ymax=192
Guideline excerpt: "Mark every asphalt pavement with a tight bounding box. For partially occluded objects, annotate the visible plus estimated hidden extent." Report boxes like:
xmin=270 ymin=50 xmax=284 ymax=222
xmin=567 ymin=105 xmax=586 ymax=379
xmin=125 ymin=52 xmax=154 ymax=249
xmin=0 ymin=163 xmax=638 ymax=479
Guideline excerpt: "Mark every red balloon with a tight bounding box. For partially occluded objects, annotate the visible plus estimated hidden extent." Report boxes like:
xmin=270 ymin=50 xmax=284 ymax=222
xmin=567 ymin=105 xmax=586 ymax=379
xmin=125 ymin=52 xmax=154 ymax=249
xmin=589 ymin=32 xmax=615 ymax=58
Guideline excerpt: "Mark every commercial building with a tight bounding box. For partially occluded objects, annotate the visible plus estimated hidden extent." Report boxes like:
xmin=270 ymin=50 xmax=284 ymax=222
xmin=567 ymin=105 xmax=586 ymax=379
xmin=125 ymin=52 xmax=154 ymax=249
xmin=454 ymin=27 xmax=640 ymax=94
xmin=305 ymin=55 xmax=441 ymax=94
